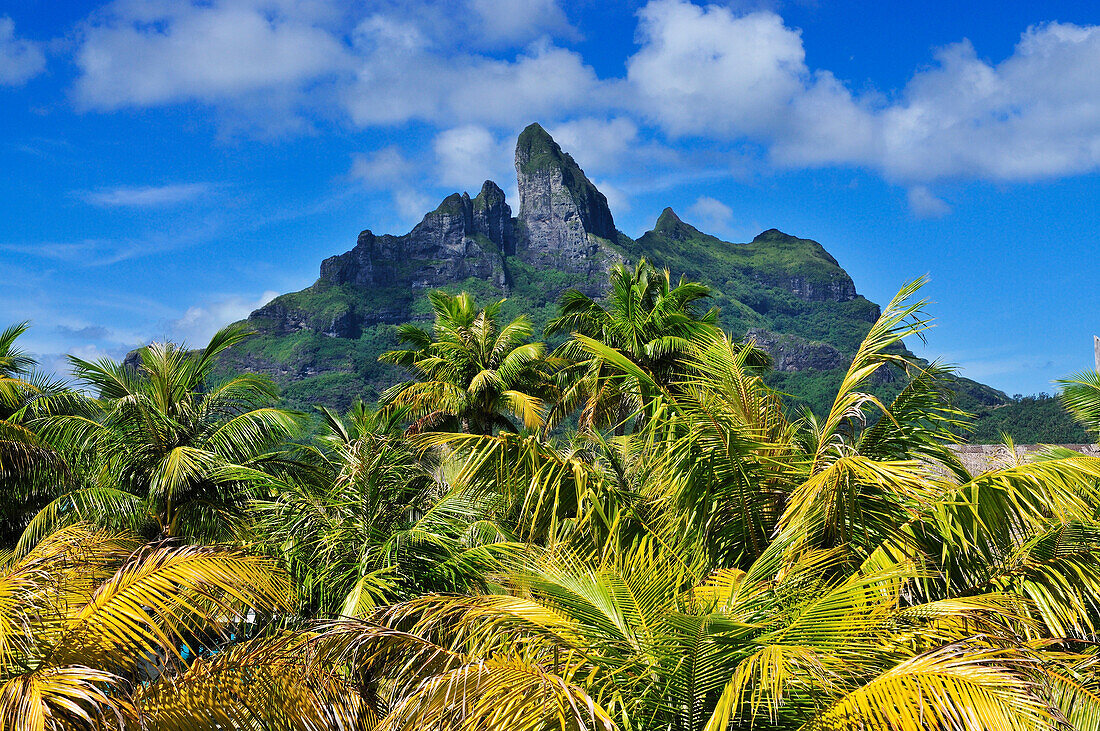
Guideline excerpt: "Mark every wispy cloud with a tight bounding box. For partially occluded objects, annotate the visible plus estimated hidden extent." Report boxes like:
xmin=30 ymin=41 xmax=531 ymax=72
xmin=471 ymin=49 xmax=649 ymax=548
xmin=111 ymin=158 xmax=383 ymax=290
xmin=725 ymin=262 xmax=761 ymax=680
xmin=0 ymin=16 xmax=45 ymax=86
xmin=166 ymin=291 xmax=280 ymax=345
xmin=80 ymin=183 xmax=211 ymax=207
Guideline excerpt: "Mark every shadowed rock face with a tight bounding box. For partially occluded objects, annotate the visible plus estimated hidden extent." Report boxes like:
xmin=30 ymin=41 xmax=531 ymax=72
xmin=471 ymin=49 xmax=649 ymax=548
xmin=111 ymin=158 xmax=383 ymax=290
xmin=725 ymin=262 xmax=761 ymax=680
xmin=318 ymin=181 xmax=512 ymax=290
xmin=257 ymin=124 xmax=630 ymax=338
xmin=745 ymin=328 xmax=847 ymax=372
xmin=513 ymin=122 xmax=621 ymax=278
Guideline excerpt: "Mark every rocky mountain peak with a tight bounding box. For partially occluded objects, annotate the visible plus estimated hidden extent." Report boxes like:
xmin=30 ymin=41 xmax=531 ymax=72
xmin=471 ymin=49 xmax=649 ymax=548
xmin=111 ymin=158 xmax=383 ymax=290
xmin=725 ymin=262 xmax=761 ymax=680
xmin=652 ymin=207 xmax=704 ymax=241
xmin=316 ymin=183 xmax=511 ymax=291
xmin=513 ymin=122 xmax=620 ymax=278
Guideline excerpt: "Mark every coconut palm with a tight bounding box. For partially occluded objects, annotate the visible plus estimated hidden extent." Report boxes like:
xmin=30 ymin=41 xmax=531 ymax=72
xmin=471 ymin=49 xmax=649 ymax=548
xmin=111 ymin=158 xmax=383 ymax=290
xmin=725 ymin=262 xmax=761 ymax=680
xmin=329 ymin=519 xmax=1100 ymax=731
xmin=380 ymin=291 xmax=551 ymax=435
xmin=375 ymin=278 xmax=1100 ymax=730
xmin=546 ymin=258 xmax=742 ymax=432
xmin=1057 ymin=368 xmax=1100 ymax=440
xmin=20 ymin=325 xmax=304 ymax=547
xmin=0 ymin=323 xmax=70 ymax=545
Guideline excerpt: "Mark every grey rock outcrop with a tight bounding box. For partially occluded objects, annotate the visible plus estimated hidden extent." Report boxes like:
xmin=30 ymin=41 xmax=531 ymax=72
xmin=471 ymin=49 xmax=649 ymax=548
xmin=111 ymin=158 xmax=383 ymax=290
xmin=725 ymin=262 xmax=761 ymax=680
xmin=319 ymin=181 xmax=512 ymax=290
xmin=745 ymin=328 xmax=847 ymax=372
xmin=514 ymin=123 xmax=622 ymax=281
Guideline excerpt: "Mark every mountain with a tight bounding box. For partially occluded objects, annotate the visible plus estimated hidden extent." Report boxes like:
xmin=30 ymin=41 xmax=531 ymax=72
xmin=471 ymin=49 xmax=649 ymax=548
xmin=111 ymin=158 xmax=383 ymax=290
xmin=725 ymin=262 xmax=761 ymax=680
xmin=215 ymin=122 xmax=1008 ymax=417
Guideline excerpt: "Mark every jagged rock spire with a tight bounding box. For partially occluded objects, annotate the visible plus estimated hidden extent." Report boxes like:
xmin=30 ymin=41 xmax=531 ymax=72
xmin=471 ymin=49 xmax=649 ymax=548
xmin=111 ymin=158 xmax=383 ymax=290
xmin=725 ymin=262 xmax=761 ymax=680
xmin=514 ymin=123 xmax=619 ymax=276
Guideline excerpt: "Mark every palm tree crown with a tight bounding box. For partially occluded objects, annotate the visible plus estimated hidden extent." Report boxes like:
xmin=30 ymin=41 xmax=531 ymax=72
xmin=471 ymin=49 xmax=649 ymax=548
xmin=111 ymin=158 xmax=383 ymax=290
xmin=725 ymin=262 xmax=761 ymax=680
xmin=380 ymin=290 xmax=550 ymax=435
xmin=546 ymin=258 xmax=725 ymax=430
xmin=23 ymin=325 xmax=303 ymax=545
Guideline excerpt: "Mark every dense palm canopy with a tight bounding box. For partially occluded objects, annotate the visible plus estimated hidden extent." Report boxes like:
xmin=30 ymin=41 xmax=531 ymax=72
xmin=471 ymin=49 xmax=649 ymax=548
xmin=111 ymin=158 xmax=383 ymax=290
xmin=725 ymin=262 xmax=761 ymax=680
xmin=0 ymin=323 xmax=67 ymax=545
xmin=3 ymin=268 xmax=1100 ymax=730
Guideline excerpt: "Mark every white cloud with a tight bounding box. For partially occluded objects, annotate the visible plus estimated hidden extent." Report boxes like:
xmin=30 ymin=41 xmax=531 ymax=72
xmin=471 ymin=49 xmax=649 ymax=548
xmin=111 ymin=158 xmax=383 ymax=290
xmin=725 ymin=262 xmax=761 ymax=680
xmin=350 ymin=146 xmax=417 ymax=188
xmin=81 ymin=183 xmax=211 ymax=207
xmin=393 ymin=189 xmax=435 ymax=223
xmin=0 ymin=16 xmax=46 ymax=86
xmin=596 ymin=180 xmax=630 ymax=214
xmin=627 ymin=2 xmax=819 ymax=137
xmin=167 ymin=290 xmax=280 ymax=345
xmin=61 ymin=0 xmax=1100 ymax=198
xmin=466 ymin=0 xmax=577 ymax=46
xmin=626 ymin=1 xmax=1100 ymax=187
xmin=548 ymin=117 xmax=639 ymax=173
xmin=874 ymin=24 xmax=1100 ymax=182
xmin=688 ymin=196 xmax=734 ymax=234
xmin=432 ymin=125 xmax=511 ymax=189
xmin=906 ymin=186 xmax=951 ymax=218
xmin=73 ymin=0 xmax=351 ymax=110
xmin=344 ymin=16 xmax=602 ymax=128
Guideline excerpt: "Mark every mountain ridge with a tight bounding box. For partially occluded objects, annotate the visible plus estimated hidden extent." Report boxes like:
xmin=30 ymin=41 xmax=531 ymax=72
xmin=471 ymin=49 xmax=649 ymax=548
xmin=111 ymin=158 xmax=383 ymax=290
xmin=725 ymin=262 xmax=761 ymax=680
xmin=209 ymin=122 xmax=1008 ymax=417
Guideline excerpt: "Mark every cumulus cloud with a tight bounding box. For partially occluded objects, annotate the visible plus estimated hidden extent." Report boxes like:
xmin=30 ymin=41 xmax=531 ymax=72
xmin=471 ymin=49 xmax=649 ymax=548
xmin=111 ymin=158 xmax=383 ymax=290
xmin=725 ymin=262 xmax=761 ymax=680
xmin=393 ymin=189 xmax=435 ymax=223
xmin=350 ymin=146 xmax=417 ymax=188
xmin=0 ymin=16 xmax=46 ymax=86
xmin=466 ymin=0 xmax=578 ymax=46
xmin=81 ymin=183 xmax=210 ymax=207
xmin=433 ymin=125 xmax=512 ymax=189
xmin=875 ymin=24 xmax=1100 ymax=182
xmin=60 ymin=0 xmax=1100 ymax=202
xmin=344 ymin=15 xmax=602 ymax=128
xmin=626 ymin=2 xmax=1100 ymax=189
xmin=627 ymin=2 xmax=843 ymax=139
xmin=688 ymin=196 xmax=735 ymax=235
xmin=167 ymin=290 xmax=279 ymax=345
xmin=548 ymin=117 xmax=639 ymax=173
xmin=73 ymin=0 xmax=351 ymax=110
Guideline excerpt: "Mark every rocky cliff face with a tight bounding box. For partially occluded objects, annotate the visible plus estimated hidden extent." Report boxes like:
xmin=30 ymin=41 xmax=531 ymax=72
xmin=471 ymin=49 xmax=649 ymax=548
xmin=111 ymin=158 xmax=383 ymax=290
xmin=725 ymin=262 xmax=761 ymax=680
xmin=514 ymin=123 xmax=622 ymax=280
xmin=318 ymin=180 xmax=512 ymax=290
xmin=748 ymin=230 xmax=857 ymax=303
xmin=745 ymin=328 xmax=847 ymax=372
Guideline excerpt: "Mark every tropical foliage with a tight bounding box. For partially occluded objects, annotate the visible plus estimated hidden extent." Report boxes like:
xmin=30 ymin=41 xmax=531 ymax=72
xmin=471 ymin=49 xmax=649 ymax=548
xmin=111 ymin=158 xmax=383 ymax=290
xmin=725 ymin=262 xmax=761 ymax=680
xmin=380 ymin=290 xmax=551 ymax=434
xmin=18 ymin=325 xmax=304 ymax=547
xmin=2 ymin=264 xmax=1100 ymax=730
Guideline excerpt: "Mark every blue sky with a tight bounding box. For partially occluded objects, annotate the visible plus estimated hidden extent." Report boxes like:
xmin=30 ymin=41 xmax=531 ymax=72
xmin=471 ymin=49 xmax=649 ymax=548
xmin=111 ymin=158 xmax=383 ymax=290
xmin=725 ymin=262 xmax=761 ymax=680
xmin=2 ymin=0 xmax=1099 ymax=396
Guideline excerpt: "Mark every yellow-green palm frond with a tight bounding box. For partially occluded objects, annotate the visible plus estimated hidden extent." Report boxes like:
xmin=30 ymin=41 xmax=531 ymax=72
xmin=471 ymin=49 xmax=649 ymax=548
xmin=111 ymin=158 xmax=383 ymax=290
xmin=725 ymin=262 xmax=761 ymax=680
xmin=802 ymin=644 xmax=1053 ymax=731
xmin=779 ymin=456 xmax=940 ymax=555
xmin=14 ymin=487 xmax=145 ymax=557
xmin=135 ymin=633 xmax=361 ymax=731
xmin=1057 ymin=368 xmax=1100 ymax=437
xmin=501 ymin=389 xmax=545 ymax=430
xmin=707 ymin=644 xmax=843 ymax=728
xmin=378 ymin=654 xmax=615 ymax=731
xmin=51 ymin=542 xmax=292 ymax=669
xmin=812 ymin=277 xmax=931 ymax=474
xmin=1044 ymin=650 xmax=1100 ymax=731
xmin=0 ymin=664 xmax=135 ymax=731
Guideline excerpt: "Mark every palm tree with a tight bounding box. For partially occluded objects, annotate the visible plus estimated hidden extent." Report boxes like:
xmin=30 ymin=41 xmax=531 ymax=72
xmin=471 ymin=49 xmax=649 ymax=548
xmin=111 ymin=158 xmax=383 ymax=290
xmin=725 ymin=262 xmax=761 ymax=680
xmin=545 ymin=258 xmax=736 ymax=431
xmin=331 ymin=520 xmax=1100 ymax=731
xmin=0 ymin=524 xmax=352 ymax=731
xmin=380 ymin=291 xmax=550 ymax=435
xmin=21 ymin=325 xmax=304 ymax=547
xmin=374 ymin=278 xmax=1100 ymax=729
xmin=0 ymin=323 xmax=69 ymax=545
